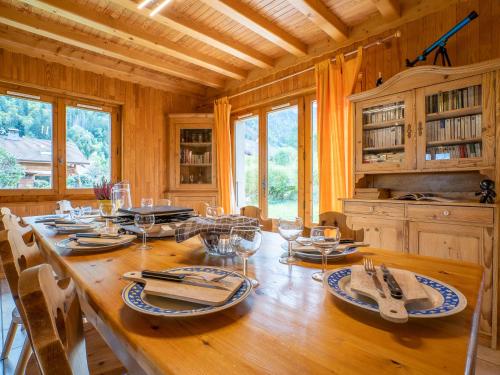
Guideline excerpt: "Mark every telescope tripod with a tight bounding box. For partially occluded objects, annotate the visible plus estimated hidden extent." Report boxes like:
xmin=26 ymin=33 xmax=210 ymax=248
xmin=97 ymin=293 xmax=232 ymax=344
xmin=432 ymin=45 xmax=452 ymax=67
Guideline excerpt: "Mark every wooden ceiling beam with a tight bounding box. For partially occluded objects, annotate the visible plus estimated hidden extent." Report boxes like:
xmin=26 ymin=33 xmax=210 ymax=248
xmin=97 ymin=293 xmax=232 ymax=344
xmin=287 ymin=0 xmax=348 ymax=41
xmin=198 ymin=0 xmax=307 ymax=56
xmin=370 ymin=0 xmax=400 ymax=20
xmin=20 ymin=0 xmax=246 ymax=80
xmin=0 ymin=4 xmax=225 ymax=88
xmin=0 ymin=33 xmax=207 ymax=97
xmin=108 ymin=0 xmax=274 ymax=69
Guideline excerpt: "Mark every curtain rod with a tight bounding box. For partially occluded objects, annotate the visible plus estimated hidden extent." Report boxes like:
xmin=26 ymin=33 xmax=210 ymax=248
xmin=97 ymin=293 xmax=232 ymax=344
xmin=227 ymin=30 xmax=401 ymax=100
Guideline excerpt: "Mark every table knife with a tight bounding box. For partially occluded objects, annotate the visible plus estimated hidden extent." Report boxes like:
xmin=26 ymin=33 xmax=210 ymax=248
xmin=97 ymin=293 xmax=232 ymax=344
xmin=380 ymin=264 xmax=403 ymax=299
xmin=141 ymin=270 xmax=230 ymax=291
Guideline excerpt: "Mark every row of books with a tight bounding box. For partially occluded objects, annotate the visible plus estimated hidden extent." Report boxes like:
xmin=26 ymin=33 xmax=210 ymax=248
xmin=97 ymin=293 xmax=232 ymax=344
xmin=363 ymin=126 xmax=404 ymax=149
xmin=362 ymin=102 xmax=405 ymax=125
xmin=363 ymin=152 xmax=404 ymax=164
xmin=425 ymin=143 xmax=481 ymax=160
xmin=180 ymin=149 xmax=211 ymax=164
xmin=426 ymin=85 xmax=481 ymax=114
xmin=426 ymin=114 xmax=482 ymax=142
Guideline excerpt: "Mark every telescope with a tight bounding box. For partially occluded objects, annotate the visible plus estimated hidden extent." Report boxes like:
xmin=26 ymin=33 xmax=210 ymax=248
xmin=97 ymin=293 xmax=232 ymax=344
xmin=406 ymin=11 xmax=478 ymax=67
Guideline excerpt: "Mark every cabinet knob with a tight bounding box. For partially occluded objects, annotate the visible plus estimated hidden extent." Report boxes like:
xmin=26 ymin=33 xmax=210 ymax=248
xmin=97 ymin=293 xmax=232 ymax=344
xmin=368 ymin=206 xmax=374 ymax=212
xmin=442 ymin=210 xmax=450 ymax=216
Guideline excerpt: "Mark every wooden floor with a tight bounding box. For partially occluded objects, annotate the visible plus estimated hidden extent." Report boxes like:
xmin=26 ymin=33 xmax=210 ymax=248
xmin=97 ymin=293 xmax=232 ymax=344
xmin=0 ymin=278 xmax=498 ymax=374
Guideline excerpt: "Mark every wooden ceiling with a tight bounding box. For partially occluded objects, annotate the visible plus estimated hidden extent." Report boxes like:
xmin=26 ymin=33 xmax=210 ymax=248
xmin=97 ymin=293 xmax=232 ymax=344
xmin=0 ymin=0 xmax=446 ymax=96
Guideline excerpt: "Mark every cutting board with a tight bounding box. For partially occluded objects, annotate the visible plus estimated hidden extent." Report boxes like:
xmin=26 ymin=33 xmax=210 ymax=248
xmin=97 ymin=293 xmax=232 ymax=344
xmin=122 ymin=271 xmax=244 ymax=306
xmin=350 ymin=265 xmax=430 ymax=323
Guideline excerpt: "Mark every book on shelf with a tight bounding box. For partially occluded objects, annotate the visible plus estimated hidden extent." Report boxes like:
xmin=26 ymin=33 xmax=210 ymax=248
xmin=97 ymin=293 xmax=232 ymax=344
xmin=426 ymin=143 xmax=481 ymax=160
xmin=426 ymin=114 xmax=482 ymax=142
xmin=393 ymin=193 xmax=455 ymax=202
xmin=426 ymin=85 xmax=481 ymax=114
xmin=362 ymin=101 xmax=404 ymax=125
xmin=363 ymin=126 xmax=404 ymax=148
xmin=180 ymin=148 xmax=211 ymax=164
xmin=363 ymin=151 xmax=404 ymax=164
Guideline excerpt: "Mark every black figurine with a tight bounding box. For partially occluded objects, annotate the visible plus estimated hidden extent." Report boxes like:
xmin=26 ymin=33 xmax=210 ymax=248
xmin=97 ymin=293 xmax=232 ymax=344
xmin=476 ymin=179 xmax=496 ymax=204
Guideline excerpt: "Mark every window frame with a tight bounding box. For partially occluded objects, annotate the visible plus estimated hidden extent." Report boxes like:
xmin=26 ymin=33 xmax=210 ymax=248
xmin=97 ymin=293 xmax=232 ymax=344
xmin=0 ymin=84 xmax=122 ymax=202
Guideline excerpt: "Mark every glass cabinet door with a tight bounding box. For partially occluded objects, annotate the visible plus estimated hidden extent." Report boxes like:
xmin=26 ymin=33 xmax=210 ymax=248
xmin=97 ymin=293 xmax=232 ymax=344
xmin=416 ymin=75 xmax=492 ymax=170
xmin=177 ymin=127 xmax=215 ymax=188
xmin=355 ymin=92 xmax=415 ymax=172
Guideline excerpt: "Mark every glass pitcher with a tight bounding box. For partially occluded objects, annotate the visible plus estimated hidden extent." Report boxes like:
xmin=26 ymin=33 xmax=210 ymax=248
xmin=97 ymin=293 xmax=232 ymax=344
xmin=111 ymin=181 xmax=132 ymax=211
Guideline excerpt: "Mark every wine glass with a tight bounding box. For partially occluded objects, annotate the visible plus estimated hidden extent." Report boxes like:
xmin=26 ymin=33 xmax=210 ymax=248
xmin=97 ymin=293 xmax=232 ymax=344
xmin=141 ymin=197 xmax=154 ymax=208
xmin=99 ymin=201 xmax=114 ymax=232
xmin=69 ymin=208 xmax=82 ymax=222
xmin=205 ymin=204 xmax=224 ymax=218
xmin=134 ymin=214 xmax=155 ymax=250
xmin=229 ymin=226 xmax=262 ymax=288
xmin=278 ymin=217 xmax=303 ymax=265
xmin=310 ymin=226 xmax=341 ymax=282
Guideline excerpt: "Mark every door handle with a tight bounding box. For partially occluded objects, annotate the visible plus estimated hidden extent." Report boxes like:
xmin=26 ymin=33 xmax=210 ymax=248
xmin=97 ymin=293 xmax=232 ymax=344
xmin=418 ymin=121 xmax=423 ymax=136
xmin=406 ymin=123 xmax=412 ymax=139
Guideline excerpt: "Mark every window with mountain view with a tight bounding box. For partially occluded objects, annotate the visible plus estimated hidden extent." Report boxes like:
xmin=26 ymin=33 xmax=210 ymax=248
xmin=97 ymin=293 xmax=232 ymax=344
xmin=66 ymin=106 xmax=111 ymax=189
xmin=0 ymin=94 xmax=53 ymax=189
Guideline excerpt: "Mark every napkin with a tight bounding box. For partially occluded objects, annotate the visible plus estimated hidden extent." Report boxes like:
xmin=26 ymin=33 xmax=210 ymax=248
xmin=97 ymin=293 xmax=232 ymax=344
xmin=175 ymin=215 xmax=259 ymax=242
xmin=75 ymin=236 xmax=128 ymax=246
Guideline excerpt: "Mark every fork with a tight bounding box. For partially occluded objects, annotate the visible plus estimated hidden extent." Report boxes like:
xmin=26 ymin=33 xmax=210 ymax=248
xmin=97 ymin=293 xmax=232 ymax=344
xmin=363 ymin=258 xmax=386 ymax=298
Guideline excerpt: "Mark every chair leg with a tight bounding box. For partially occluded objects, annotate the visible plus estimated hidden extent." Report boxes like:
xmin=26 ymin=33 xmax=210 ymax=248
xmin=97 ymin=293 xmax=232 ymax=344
xmin=14 ymin=337 xmax=31 ymax=375
xmin=1 ymin=319 xmax=19 ymax=359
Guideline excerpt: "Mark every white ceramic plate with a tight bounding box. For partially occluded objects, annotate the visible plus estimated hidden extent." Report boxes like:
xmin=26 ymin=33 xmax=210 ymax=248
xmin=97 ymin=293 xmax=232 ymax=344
xmin=122 ymin=266 xmax=252 ymax=317
xmin=324 ymin=267 xmax=467 ymax=318
xmin=56 ymin=234 xmax=137 ymax=253
xmin=280 ymin=242 xmax=359 ymax=262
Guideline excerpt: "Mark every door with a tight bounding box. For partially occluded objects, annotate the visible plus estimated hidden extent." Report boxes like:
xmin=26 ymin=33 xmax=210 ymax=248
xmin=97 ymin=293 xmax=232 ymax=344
xmin=408 ymin=221 xmax=493 ymax=335
xmin=415 ymin=74 xmax=494 ymax=170
xmin=346 ymin=216 xmax=406 ymax=252
xmin=355 ymin=91 xmax=416 ymax=173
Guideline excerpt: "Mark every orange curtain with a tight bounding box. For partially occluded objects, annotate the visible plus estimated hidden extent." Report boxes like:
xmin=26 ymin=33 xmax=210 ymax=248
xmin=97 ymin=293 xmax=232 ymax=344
xmin=315 ymin=48 xmax=363 ymax=213
xmin=214 ymin=97 xmax=235 ymax=214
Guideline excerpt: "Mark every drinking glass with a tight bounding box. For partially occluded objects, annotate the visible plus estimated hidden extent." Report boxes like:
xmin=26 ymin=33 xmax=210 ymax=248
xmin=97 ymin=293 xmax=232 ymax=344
xmin=278 ymin=217 xmax=303 ymax=265
xmin=310 ymin=226 xmax=341 ymax=282
xmin=134 ymin=214 xmax=155 ymax=250
xmin=205 ymin=204 xmax=224 ymax=218
xmin=69 ymin=208 xmax=82 ymax=222
xmin=99 ymin=201 xmax=114 ymax=232
xmin=229 ymin=226 xmax=262 ymax=287
xmin=141 ymin=197 xmax=154 ymax=208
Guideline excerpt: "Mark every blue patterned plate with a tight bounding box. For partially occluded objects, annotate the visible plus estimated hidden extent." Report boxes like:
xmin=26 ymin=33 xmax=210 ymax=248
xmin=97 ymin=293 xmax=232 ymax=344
xmin=324 ymin=267 xmax=467 ymax=318
xmin=122 ymin=266 xmax=252 ymax=317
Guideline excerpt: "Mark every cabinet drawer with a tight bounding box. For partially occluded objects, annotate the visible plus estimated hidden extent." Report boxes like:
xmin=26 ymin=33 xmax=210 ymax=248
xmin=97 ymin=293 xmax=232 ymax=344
xmin=407 ymin=204 xmax=493 ymax=225
xmin=344 ymin=201 xmax=405 ymax=218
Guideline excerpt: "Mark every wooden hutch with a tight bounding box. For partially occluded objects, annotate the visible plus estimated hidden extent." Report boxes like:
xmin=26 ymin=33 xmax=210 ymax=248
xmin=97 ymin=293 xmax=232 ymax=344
xmin=166 ymin=114 xmax=218 ymax=214
xmin=343 ymin=60 xmax=500 ymax=348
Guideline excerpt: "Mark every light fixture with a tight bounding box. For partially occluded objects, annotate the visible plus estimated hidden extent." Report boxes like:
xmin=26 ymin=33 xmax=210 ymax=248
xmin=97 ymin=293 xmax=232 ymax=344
xmin=150 ymin=0 xmax=171 ymax=16
xmin=6 ymin=91 xmax=41 ymax=100
xmin=137 ymin=0 xmax=154 ymax=9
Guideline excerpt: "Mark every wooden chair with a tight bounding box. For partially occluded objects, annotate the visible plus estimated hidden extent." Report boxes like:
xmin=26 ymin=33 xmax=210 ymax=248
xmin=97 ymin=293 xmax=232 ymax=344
xmin=239 ymin=206 xmax=274 ymax=232
xmin=0 ymin=230 xmax=124 ymax=375
xmin=318 ymin=211 xmax=364 ymax=241
xmin=19 ymin=263 xmax=125 ymax=375
xmin=1 ymin=211 xmax=34 ymax=242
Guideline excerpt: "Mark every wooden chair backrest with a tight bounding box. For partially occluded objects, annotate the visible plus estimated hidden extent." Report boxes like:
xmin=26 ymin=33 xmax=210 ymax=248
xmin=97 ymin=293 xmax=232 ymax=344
xmin=318 ymin=211 xmax=364 ymax=241
xmin=239 ymin=206 xmax=274 ymax=232
xmin=19 ymin=264 xmax=89 ymax=375
xmin=0 ymin=229 xmax=45 ymax=302
xmin=1 ymin=213 xmax=32 ymax=236
xmin=1 ymin=207 xmax=11 ymax=215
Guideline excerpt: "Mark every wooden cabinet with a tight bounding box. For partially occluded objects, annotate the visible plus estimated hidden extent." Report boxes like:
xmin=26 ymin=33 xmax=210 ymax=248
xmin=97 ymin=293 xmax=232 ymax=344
xmin=408 ymin=221 xmax=494 ymax=336
xmin=343 ymin=199 xmax=497 ymax=343
xmin=166 ymin=114 xmax=218 ymax=211
xmin=346 ymin=216 xmax=405 ymax=252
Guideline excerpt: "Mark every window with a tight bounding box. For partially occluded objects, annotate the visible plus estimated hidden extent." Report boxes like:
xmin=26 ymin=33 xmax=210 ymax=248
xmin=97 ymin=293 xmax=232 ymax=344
xmin=311 ymin=100 xmax=319 ymax=223
xmin=0 ymin=93 xmax=53 ymax=189
xmin=66 ymin=106 xmax=112 ymax=189
xmin=234 ymin=115 xmax=259 ymax=208
xmin=0 ymin=86 xmax=120 ymax=197
xmin=266 ymin=104 xmax=299 ymax=219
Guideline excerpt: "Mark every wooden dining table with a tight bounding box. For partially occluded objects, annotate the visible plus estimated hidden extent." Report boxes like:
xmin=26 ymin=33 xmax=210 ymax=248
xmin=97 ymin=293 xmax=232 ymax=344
xmin=24 ymin=217 xmax=483 ymax=375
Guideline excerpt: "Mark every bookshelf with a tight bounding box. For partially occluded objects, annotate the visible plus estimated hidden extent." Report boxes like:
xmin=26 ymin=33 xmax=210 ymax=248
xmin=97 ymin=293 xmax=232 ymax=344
xmin=167 ymin=114 xmax=218 ymax=214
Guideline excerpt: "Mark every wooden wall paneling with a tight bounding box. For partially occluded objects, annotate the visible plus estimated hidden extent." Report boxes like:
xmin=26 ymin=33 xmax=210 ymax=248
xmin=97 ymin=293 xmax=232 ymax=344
xmin=0 ymin=48 xmax=203 ymax=215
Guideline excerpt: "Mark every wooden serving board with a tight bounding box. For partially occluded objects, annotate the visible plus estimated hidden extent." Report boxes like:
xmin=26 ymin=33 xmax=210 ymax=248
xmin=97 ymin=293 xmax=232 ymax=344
xmin=350 ymin=265 xmax=430 ymax=323
xmin=122 ymin=271 xmax=244 ymax=306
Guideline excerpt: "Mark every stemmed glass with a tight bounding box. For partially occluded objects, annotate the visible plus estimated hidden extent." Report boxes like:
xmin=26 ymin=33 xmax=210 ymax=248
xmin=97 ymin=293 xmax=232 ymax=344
xmin=310 ymin=226 xmax=341 ymax=282
xmin=134 ymin=214 xmax=155 ymax=250
xmin=70 ymin=208 xmax=82 ymax=222
xmin=229 ymin=226 xmax=262 ymax=287
xmin=99 ymin=201 xmax=115 ymax=233
xmin=278 ymin=217 xmax=303 ymax=264
xmin=141 ymin=197 xmax=154 ymax=208
xmin=205 ymin=204 xmax=224 ymax=218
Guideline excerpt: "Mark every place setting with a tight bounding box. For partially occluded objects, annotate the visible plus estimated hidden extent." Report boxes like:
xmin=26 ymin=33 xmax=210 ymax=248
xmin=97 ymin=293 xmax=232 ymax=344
xmin=120 ymin=220 xmax=262 ymax=317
